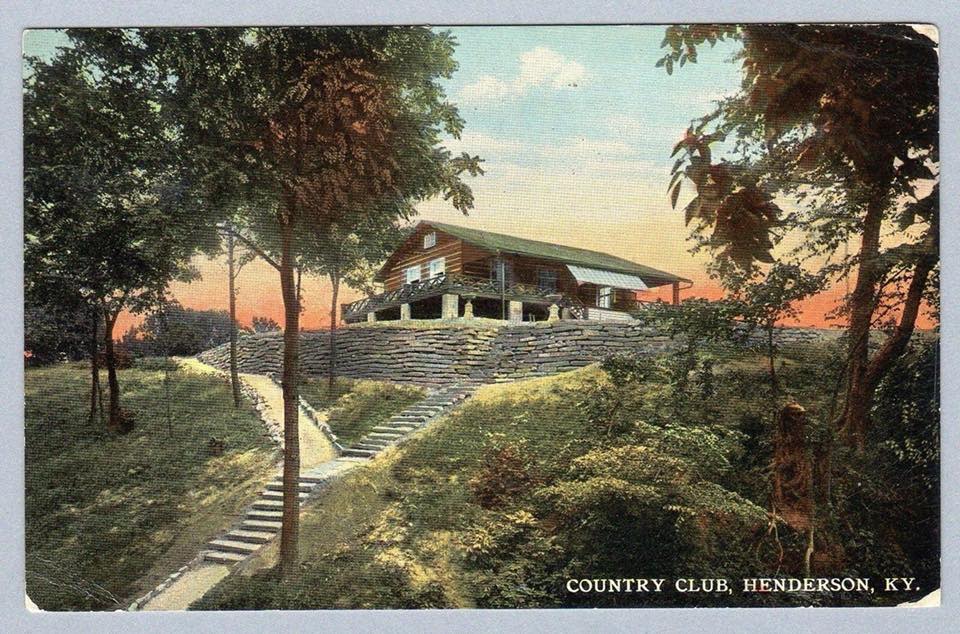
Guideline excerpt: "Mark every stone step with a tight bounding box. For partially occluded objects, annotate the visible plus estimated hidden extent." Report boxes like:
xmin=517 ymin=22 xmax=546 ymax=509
xmin=371 ymin=426 xmax=414 ymax=434
xmin=246 ymin=509 xmax=283 ymax=521
xmin=297 ymin=474 xmax=332 ymax=484
xmin=342 ymin=447 xmax=377 ymax=458
xmin=252 ymin=499 xmax=284 ymax=510
xmin=261 ymin=490 xmax=310 ymax=501
xmin=204 ymin=550 xmax=247 ymax=564
xmin=354 ymin=442 xmax=389 ymax=451
xmin=392 ymin=413 xmax=429 ymax=420
xmin=266 ymin=481 xmax=316 ymax=493
xmin=241 ymin=519 xmax=282 ymax=532
xmin=209 ymin=539 xmax=261 ymax=555
xmin=225 ymin=529 xmax=275 ymax=544
xmin=366 ymin=432 xmax=403 ymax=440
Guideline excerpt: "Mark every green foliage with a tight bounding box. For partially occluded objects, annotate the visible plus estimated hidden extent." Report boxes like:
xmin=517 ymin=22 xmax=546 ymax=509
xmin=300 ymin=378 xmax=423 ymax=446
xmin=25 ymin=362 xmax=276 ymax=610
xmin=24 ymin=37 xmax=217 ymax=319
xmin=24 ymin=300 xmax=91 ymax=365
xmin=468 ymin=435 xmax=543 ymax=509
xmin=250 ymin=316 xmax=280 ymax=333
xmin=124 ymin=301 xmax=238 ymax=357
xmin=197 ymin=335 xmax=938 ymax=609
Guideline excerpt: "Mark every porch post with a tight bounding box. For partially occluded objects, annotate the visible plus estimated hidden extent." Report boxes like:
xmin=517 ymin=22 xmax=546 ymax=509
xmin=366 ymin=312 xmax=377 ymax=323
xmin=672 ymin=282 xmax=680 ymax=306
xmin=441 ymin=294 xmax=459 ymax=319
xmin=508 ymin=300 xmax=523 ymax=323
xmin=400 ymin=303 xmax=411 ymax=321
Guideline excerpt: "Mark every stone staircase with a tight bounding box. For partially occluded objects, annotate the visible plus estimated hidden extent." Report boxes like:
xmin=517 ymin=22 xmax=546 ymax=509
xmin=202 ymin=381 xmax=481 ymax=564
xmin=340 ymin=382 xmax=480 ymax=459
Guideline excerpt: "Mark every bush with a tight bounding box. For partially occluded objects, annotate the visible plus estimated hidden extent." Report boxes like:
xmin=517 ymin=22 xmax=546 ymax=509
xmin=468 ymin=435 xmax=542 ymax=509
xmin=24 ymin=302 xmax=90 ymax=365
xmin=124 ymin=300 xmax=239 ymax=357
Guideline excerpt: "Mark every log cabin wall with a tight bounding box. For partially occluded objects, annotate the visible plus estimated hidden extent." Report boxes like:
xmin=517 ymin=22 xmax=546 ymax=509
xmin=383 ymin=227 xmax=465 ymax=291
xmin=460 ymin=248 xmax=581 ymax=297
xmin=381 ymin=225 xmax=642 ymax=309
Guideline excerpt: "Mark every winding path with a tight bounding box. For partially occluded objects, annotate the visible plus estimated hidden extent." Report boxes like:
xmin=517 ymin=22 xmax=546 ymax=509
xmin=133 ymin=359 xmax=479 ymax=611
xmin=136 ymin=359 xmax=337 ymax=611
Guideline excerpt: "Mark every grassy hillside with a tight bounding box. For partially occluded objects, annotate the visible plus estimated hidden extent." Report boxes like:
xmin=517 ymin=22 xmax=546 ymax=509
xmin=25 ymin=361 xmax=279 ymax=611
xmin=196 ymin=368 xmax=600 ymax=610
xmin=195 ymin=338 xmax=938 ymax=609
xmin=300 ymin=377 xmax=424 ymax=446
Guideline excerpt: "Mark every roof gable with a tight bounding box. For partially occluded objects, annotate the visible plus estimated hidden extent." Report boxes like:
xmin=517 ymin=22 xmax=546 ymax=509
xmin=412 ymin=221 xmax=690 ymax=287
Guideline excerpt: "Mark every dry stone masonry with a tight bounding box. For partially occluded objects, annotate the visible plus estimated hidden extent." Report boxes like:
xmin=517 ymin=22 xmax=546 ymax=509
xmin=197 ymin=321 xmax=839 ymax=386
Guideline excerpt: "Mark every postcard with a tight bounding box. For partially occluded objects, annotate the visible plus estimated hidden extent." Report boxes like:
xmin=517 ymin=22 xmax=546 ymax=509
xmin=23 ymin=24 xmax=939 ymax=611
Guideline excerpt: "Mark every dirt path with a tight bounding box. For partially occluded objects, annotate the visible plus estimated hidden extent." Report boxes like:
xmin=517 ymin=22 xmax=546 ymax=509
xmin=135 ymin=359 xmax=337 ymax=611
xmin=239 ymin=373 xmax=337 ymax=469
xmin=141 ymin=564 xmax=230 ymax=611
xmin=177 ymin=358 xmax=337 ymax=468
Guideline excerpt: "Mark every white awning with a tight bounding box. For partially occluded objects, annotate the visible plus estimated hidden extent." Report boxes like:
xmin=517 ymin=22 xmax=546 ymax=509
xmin=566 ymin=265 xmax=649 ymax=291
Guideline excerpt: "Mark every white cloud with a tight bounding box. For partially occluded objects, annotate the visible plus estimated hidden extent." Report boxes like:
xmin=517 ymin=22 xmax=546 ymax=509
xmin=459 ymin=46 xmax=586 ymax=103
xmin=606 ymin=115 xmax=646 ymax=138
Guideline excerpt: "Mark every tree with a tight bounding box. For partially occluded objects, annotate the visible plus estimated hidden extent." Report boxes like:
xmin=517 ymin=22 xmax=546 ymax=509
xmin=251 ymin=316 xmax=281 ymax=333
xmin=659 ymin=25 xmax=938 ymax=448
xmin=141 ymin=27 xmax=482 ymax=575
xmin=127 ymin=300 xmax=238 ymax=357
xmin=220 ymin=223 xmax=259 ymax=406
xmin=726 ymin=262 xmax=826 ymax=394
xmin=24 ymin=36 xmax=216 ymax=432
xmin=304 ymin=212 xmax=405 ymax=391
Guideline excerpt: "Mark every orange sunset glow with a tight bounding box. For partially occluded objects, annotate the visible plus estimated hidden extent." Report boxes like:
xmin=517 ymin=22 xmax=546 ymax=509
xmin=118 ymin=204 xmax=936 ymax=337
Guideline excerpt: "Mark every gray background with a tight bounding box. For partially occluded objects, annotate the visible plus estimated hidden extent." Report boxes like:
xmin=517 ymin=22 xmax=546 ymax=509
xmin=1 ymin=1 xmax=955 ymax=631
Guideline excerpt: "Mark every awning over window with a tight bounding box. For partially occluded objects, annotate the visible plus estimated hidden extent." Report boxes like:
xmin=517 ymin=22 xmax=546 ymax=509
xmin=566 ymin=265 xmax=649 ymax=291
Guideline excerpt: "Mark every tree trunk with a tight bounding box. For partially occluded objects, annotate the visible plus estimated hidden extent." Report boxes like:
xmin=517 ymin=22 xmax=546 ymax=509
xmin=102 ymin=309 xmax=122 ymax=433
xmin=767 ymin=320 xmax=778 ymax=395
xmin=837 ymin=190 xmax=886 ymax=449
xmin=278 ymin=212 xmax=301 ymax=579
xmin=227 ymin=229 xmax=242 ymax=408
xmin=328 ymin=272 xmax=339 ymax=394
xmin=88 ymin=307 xmax=100 ymax=426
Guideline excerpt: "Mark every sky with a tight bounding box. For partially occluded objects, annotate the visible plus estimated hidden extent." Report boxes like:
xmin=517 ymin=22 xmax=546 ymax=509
xmin=22 ymin=27 xmax=934 ymax=331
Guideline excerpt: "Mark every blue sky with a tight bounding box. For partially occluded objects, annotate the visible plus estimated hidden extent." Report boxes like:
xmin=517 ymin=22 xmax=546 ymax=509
xmin=23 ymin=27 xmax=747 ymax=315
xmin=440 ymin=26 xmax=741 ymax=165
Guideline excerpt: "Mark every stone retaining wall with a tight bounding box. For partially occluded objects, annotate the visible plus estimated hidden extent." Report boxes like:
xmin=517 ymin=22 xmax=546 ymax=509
xmin=197 ymin=322 xmax=840 ymax=386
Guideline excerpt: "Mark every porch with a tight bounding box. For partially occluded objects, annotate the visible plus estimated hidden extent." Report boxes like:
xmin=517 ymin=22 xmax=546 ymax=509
xmin=340 ymin=273 xmax=672 ymax=324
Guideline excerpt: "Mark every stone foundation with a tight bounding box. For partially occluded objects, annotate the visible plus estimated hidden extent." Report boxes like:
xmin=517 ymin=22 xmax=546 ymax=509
xmin=197 ymin=321 xmax=841 ymax=387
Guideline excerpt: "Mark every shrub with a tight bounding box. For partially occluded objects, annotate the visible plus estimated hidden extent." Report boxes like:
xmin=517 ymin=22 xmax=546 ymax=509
xmin=468 ymin=435 xmax=542 ymax=509
xmin=125 ymin=300 xmax=239 ymax=357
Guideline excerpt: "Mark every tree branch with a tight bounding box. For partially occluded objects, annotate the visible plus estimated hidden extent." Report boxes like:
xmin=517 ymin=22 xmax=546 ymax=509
xmin=218 ymin=225 xmax=280 ymax=271
xmin=865 ymin=251 xmax=936 ymax=390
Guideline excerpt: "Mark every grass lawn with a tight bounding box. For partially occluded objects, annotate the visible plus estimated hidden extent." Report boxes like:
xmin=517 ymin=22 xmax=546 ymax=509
xmin=300 ymin=377 xmax=424 ymax=446
xmin=25 ymin=360 xmax=279 ymax=611
xmin=195 ymin=341 xmax=874 ymax=610
xmin=195 ymin=367 xmax=603 ymax=609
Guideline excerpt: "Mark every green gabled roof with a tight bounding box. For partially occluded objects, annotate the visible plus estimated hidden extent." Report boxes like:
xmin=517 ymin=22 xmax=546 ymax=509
xmin=420 ymin=220 xmax=690 ymax=288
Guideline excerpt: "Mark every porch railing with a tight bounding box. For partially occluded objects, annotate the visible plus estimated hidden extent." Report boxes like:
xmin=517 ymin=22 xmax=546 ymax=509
xmin=342 ymin=273 xmax=585 ymax=321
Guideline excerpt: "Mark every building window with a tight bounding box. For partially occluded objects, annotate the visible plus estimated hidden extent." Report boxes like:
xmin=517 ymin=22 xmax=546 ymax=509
xmin=490 ymin=258 xmax=512 ymax=286
xmin=597 ymin=286 xmax=613 ymax=308
xmin=423 ymin=232 xmax=437 ymax=249
xmin=429 ymin=257 xmax=446 ymax=278
xmin=537 ymin=269 xmax=558 ymax=293
xmin=405 ymin=265 xmax=421 ymax=284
